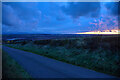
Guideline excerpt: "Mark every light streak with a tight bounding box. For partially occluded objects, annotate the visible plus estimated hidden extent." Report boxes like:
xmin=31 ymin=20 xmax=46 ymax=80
xmin=76 ymin=29 xmax=120 ymax=34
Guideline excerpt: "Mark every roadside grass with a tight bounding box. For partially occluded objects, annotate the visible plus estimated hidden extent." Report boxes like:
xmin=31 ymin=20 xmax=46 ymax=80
xmin=2 ymin=50 xmax=32 ymax=79
xmin=4 ymin=36 xmax=120 ymax=77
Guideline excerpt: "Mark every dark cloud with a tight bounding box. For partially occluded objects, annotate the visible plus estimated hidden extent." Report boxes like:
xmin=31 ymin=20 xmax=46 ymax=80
xmin=2 ymin=4 xmax=20 ymax=26
xmin=56 ymin=16 xmax=65 ymax=21
xmin=3 ymin=2 xmax=40 ymax=20
xmin=62 ymin=2 xmax=101 ymax=18
xmin=105 ymin=2 xmax=120 ymax=16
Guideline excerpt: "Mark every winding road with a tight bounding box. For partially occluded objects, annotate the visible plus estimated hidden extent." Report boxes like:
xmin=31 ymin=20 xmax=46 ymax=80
xmin=2 ymin=46 xmax=118 ymax=78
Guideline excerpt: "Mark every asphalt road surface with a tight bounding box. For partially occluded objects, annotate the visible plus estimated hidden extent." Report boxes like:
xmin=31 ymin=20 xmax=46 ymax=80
xmin=3 ymin=46 xmax=118 ymax=78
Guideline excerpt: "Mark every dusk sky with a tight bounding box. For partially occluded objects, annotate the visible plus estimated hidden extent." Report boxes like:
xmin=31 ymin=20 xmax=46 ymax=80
xmin=2 ymin=2 xmax=119 ymax=34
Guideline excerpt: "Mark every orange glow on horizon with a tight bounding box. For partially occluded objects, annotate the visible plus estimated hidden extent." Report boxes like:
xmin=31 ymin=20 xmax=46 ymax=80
xmin=76 ymin=29 xmax=120 ymax=34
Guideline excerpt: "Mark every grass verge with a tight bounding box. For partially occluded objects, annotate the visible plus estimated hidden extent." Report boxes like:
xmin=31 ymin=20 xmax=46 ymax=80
xmin=2 ymin=50 xmax=32 ymax=79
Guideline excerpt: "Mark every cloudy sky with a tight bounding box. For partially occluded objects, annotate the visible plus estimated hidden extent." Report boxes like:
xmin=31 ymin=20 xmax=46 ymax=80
xmin=2 ymin=2 xmax=119 ymax=34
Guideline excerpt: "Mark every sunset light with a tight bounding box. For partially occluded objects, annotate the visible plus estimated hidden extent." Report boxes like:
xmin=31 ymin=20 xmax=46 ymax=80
xmin=76 ymin=29 xmax=120 ymax=34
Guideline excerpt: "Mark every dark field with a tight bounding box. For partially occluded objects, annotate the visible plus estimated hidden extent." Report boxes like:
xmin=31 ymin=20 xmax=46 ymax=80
xmin=3 ymin=34 xmax=118 ymax=41
xmin=2 ymin=34 xmax=120 ymax=77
